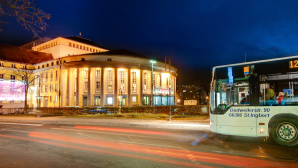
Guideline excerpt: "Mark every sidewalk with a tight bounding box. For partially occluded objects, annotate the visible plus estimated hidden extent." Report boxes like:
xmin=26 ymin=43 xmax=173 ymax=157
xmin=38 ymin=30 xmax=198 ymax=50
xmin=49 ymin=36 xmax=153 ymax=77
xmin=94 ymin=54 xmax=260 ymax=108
xmin=0 ymin=116 xmax=210 ymax=130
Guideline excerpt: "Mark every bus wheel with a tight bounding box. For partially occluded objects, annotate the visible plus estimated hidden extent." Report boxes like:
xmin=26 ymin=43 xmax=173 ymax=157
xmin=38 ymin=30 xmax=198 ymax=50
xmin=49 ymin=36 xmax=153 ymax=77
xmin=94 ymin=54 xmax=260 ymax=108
xmin=270 ymin=117 xmax=298 ymax=147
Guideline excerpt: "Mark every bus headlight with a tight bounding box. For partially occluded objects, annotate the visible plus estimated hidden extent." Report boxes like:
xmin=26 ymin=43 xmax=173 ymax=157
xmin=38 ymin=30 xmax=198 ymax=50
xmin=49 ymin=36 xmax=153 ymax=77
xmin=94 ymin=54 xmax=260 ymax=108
xmin=260 ymin=128 xmax=265 ymax=134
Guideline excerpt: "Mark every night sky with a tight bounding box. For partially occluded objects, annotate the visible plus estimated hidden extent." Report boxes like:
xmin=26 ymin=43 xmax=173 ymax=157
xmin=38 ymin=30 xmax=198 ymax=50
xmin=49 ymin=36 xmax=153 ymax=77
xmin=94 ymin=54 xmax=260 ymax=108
xmin=1 ymin=0 xmax=298 ymax=86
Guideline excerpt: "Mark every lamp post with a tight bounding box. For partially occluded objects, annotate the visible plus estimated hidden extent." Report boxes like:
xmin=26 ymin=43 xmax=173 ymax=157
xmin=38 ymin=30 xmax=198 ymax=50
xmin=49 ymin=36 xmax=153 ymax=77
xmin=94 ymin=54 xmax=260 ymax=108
xmin=150 ymin=60 xmax=156 ymax=106
xmin=118 ymin=88 xmax=122 ymax=114
xmin=165 ymin=56 xmax=172 ymax=121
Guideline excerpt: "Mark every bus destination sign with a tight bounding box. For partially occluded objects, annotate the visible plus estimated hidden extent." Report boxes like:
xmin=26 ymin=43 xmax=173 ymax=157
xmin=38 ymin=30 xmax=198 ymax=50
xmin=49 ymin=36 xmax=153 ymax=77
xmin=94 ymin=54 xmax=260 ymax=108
xmin=289 ymin=60 xmax=298 ymax=69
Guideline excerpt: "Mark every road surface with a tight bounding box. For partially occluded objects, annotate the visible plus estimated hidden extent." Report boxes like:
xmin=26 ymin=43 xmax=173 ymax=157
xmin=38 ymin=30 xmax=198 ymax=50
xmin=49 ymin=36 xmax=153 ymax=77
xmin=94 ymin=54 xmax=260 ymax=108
xmin=0 ymin=121 xmax=297 ymax=168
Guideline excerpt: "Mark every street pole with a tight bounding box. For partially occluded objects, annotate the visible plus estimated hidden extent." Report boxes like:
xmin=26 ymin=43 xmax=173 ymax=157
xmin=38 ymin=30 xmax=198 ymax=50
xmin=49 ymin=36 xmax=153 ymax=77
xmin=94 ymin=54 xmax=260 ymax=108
xmin=165 ymin=56 xmax=172 ymax=121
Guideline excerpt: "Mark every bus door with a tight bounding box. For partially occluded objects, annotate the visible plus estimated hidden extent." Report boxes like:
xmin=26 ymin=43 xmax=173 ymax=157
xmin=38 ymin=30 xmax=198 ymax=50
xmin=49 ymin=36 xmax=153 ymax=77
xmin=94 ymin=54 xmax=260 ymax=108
xmin=215 ymin=81 xmax=258 ymax=136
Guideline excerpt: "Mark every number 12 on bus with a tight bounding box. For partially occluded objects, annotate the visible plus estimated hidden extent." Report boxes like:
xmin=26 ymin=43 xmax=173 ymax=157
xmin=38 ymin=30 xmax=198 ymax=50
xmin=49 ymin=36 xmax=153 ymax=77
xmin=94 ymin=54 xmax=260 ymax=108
xmin=210 ymin=56 xmax=298 ymax=147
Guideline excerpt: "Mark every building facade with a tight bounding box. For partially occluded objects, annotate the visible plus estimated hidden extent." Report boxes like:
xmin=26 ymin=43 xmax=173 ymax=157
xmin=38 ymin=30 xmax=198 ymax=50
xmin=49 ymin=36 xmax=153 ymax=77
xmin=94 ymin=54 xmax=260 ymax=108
xmin=0 ymin=36 xmax=178 ymax=108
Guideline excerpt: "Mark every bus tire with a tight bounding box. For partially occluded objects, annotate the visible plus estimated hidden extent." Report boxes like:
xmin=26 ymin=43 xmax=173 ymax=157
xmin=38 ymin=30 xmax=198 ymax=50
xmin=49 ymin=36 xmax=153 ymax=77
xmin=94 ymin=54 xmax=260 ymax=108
xmin=269 ymin=117 xmax=298 ymax=147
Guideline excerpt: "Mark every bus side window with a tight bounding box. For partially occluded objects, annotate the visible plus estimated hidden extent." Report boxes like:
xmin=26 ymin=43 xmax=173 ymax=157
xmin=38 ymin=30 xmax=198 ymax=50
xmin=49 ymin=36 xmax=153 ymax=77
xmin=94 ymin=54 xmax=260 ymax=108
xmin=238 ymin=86 xmax=250 ymax=105
xmin=259 ymin=83 xmax=277 ymax=106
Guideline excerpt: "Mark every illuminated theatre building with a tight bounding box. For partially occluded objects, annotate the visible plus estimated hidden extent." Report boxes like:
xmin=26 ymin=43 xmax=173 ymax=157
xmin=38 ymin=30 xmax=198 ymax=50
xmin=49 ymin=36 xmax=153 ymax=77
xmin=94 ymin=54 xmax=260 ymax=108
xmin=0 ymin=36 xmax=177 ymax=108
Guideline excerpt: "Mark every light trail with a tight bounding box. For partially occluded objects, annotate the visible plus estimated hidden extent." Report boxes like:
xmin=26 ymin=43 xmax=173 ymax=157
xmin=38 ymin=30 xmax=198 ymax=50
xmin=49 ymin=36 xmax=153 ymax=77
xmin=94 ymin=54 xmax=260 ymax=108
xmin=0 ymin=133 xmax=214 ymax=168
xmin=75 ymin=125 xmax=172 ymax=135
xmin=28 ymin=132 xmax=296 ymax=168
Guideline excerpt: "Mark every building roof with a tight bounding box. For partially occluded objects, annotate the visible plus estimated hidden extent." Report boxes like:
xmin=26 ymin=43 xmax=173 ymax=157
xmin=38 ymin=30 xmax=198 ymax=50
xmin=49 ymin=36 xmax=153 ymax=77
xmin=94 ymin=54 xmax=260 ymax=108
xmin=0 ymin=44 xmax=53 ymax=64
xmin=64 ymin=36 xmax=108 ymax=49
xmin=84 ymin=49 xmax=149 ymax=59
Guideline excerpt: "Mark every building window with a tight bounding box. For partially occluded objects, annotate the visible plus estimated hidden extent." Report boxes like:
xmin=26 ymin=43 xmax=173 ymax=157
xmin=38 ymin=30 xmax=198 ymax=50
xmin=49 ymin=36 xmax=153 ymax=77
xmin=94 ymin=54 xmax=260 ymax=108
xmin=132 ymin=71 xmax=137 ymax=93
xmin=38 ymin=66 xmax=40 ymax=69
xmin=107 ymin=96 xmax=113 ymax=105
xmin=76 ymin=44 xmax=79 ymax=48
xmin=143 ymin=72 xmax=148 ymax=91
xmin=22 ymin=76 xmax=25 ymax=81
xmin=119 ymin=70 xmax=125 ymax=93
xmin=80 ymin=45 xmax=82 ymax=49
xmin=95 ymin=69 xmax=100 ymax=78
xmin=73 ymin=43 xmax=75 ymax=47
xmin=132 ymin=96 xmax=137 ymax=103
xmin=50 ymin=96 xmax=52 ymax=102
xmin=84 ymin=81 xmax=88 ymax=92
xmin=51 ymin=62 xmax=54 ymax=66
xmin=56 ymin=71 xmax=58 ymax=81
xmin=42 ymin=65 xmax=44 ymax=68
xmin=84 ymin=69 xmax=88 ymax=78
xmin=94 ymin=96 xmax=100 ymax=106
xmin=69 ymin=42 xmax=72 ymax=46
xmin=0 ymin=62 xmax=4 ymax=67
xmin=41 ymin=74 xmax=44 ymax=82
xmin=143 ymin=96 xmax=150 ymax=105
xmin=0 ymin=74 xmax=3 ymax=79
xmin=83 ymin=46 xmax=85 ymax=50
xmin=96 ymin=81 xmax=100 ymax=92
xmin=55 ymin=83 xmax=58 ymax=92
xmin=10 ymin=75 xmax=15 ymax=80
xmin=46 ymin=72 xmax=48 ymax=82
xmin=47 ymin=64 xmax=49 ymax=67
xmin=50 ymin=84 xmax=53 ymax=92
xmin=56 ymin=61 xmax=59 ymax=65
xmin=107 ymin=70 xmax=113 ymax=93
xmin=11 ymin=64 xmax=16 ymax=68
xmin=45 ymin=84 xmax=48 ymax=93
xmin=107 ymin=58 xmax=112 ymax=62
xmin=81 ymin=58 xmax=85 ymax=61
xmin=50 ymin=72 xmax=53 ymax=81
xmin=87 ymin=47 xmax=89 ymax=51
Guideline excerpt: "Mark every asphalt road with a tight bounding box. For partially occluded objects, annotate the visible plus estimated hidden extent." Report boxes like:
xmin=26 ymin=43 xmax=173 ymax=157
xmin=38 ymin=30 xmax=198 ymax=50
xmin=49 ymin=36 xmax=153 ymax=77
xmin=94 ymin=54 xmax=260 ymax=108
xmin=0 ymin=122 xmax=297 ymax=168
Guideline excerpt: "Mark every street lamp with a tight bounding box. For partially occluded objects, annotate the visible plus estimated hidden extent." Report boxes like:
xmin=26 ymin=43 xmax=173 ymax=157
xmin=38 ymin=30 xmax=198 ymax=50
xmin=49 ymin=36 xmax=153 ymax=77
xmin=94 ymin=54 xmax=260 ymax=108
xmin=165 ymin=56 xmax=172 ymax=121
xmin=150 ymin=60 xmax=156 ymax=106
xmin=118 ymin=87 xmax=123 ymax=114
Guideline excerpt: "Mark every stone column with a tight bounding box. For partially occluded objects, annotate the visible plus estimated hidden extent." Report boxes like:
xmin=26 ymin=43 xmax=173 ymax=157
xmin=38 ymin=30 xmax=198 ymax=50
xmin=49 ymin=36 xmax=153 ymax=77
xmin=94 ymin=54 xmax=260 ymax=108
xmin=128 ymin=69 xmax=131 ymax=106
xmin=67 ymin=68 xmax=70 ymax=106
xmin=100 ymin=68 xmax=104 ymax=107
xmin=76 ymin=68 xmax=80 ymax=106
xmin=88 ymin=67 xmax=91 ymax=107
xmin=114 ymin=68 xmax=118 ymax=106
xmin=140 ymin=70 xmax=143 ymax=105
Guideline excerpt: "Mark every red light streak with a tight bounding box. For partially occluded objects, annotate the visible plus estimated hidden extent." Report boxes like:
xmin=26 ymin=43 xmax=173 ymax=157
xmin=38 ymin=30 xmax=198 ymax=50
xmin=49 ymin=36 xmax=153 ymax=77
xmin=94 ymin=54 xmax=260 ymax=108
xmin=0 ymin=133 xmax=213 ymax=168
xmin=28 ymin=132 xmax=296 ymax=168
xmin=75 ymin=125 xmax=171 ymax=135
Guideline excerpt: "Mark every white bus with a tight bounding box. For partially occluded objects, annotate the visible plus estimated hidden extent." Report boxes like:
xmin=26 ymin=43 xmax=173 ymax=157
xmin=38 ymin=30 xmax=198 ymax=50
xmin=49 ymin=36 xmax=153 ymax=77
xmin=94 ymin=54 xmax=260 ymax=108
xmin=210 ymin=56 xmax=298 ymax=146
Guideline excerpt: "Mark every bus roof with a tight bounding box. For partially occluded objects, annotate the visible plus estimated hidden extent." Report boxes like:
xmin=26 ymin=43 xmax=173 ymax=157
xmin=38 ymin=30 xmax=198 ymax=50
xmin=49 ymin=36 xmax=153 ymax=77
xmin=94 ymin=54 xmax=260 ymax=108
xmin=213 ymin=55 xmax=298 ymax=69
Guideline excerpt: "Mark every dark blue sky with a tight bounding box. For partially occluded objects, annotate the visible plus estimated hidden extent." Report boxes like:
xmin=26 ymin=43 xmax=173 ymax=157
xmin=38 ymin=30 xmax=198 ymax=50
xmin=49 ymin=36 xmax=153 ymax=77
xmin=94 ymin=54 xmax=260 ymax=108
xmin=1 ymin=0 xmax=298 ymax=85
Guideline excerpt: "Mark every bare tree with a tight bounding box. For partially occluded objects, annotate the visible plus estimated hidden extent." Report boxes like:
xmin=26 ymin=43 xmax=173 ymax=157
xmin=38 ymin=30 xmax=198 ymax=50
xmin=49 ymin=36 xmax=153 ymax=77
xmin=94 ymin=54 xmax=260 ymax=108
xmin=0 ymin=0 xmax=51 ymax=37
xmin=13 ymin=64 xmax=36 ymax=112
xmin=0 ymin=44 xmax=53 ymax=112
